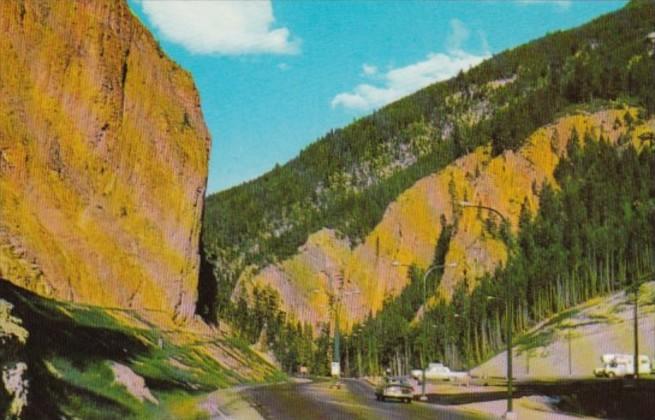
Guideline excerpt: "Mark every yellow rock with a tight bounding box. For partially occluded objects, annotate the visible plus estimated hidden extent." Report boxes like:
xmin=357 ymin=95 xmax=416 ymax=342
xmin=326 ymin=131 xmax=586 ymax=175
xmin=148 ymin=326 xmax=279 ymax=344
xmin=0 ymin=0 xmax=210 ymax=320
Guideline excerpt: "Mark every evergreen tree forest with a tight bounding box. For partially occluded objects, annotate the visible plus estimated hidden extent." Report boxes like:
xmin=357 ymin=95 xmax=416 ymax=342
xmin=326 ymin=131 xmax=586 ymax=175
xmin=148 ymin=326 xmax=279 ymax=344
xmin=226 ymin=284 xmax=328 ymax=375
xmin=342 ymin=129 xmax=655 ymax=376
xmin=225 ymin=129 xmax=655 ymax=377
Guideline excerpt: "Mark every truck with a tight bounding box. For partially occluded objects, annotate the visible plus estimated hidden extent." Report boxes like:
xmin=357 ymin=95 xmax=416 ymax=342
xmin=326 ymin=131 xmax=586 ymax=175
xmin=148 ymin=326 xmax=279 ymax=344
xmin=410 ymin=362 xmax=469 ymax=383
xmin=593 ymin=353 xmax=651 ymax=378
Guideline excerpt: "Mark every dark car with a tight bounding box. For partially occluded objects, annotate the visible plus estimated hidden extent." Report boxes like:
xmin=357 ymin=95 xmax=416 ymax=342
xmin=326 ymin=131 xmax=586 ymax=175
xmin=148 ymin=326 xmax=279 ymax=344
xmin=375 ymin=376 xmax=414 ymax=403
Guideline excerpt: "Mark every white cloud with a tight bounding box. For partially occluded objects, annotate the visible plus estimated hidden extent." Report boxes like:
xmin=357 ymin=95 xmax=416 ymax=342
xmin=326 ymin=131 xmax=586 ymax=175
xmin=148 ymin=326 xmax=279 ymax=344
xmin=138 ymin=0 xmax=300 ymax=55
xmin=331 ymin=20 xmax=490 ymax=111
xmin=277 ymin=62 xmax=291 ymax=71
xmin=361 ymin=64 xmax=378 ymax=76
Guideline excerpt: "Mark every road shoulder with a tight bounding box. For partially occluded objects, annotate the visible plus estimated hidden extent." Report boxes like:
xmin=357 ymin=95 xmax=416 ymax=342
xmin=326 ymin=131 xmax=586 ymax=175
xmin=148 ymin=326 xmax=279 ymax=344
xmin=199 ymin=387 xmax=265 ymax=419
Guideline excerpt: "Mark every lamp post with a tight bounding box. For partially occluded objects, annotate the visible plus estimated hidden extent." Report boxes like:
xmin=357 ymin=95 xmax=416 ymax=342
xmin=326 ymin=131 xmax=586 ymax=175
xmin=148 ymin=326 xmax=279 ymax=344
xmin=392 ymin=260 xmax=457 ymax=401
xmin=629 ymin=271 xmax=653 ymax=380
xmin=485 ymin=292 xmax=513 ymax=413
xmin=459 ymin=201 xmax=514 ymax=418
xmin=314 ymin=271 xmax=360 ymax=384
xmin=568 ymin=327 xmax=572 ymax=376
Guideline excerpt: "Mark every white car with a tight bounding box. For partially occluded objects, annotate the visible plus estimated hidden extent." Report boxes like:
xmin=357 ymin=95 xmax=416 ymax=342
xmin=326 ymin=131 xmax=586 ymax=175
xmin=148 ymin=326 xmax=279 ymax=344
xmin=411 ymin=363 xmax=469 ymax=383
xmin=375 ymin=376 xmax=414 ymax=403
xmin=594 ymin=354 xmax=651 ymax=378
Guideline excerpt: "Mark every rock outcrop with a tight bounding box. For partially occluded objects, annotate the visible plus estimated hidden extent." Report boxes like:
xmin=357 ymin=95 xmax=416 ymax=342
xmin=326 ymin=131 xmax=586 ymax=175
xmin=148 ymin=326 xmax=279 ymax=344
xmin=0 ymin=299 xmax=29 ymax=418
xmin=0 ymin=0 xmax=210 ymax=319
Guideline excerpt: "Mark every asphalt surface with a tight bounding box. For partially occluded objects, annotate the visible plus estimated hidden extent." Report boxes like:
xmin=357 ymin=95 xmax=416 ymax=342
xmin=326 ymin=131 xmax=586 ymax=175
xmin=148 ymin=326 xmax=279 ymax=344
xmin=241 ymin=379 xmax=491 ymax=420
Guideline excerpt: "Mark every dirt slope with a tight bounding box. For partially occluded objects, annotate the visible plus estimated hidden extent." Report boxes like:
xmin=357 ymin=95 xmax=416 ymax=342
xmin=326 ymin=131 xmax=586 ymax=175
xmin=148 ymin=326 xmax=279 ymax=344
xmin=472 ymin=281 xmax=655 ymax=379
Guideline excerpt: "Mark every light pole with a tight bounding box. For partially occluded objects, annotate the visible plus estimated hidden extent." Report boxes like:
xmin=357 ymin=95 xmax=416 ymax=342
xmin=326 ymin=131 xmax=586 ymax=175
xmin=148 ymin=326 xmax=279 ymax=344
xmin=392 ymin=260 xmax=456 ymax=401
xmin=568 ymin=327 xmax=572 ymax=376
xmin=459 ymin=201 xmax=514 ymax=417
xmin=629 ymin=271 xmax=653 ymax=380
xmin=314 ymin=271 xmax=360 ymax=384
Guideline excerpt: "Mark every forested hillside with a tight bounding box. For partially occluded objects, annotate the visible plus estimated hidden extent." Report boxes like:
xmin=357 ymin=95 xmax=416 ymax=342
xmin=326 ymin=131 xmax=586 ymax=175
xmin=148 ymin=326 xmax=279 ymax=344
xmin=220 ymin=110 xmax=655 ymax=375
xmin=201 ymin=0 xmax=655 ymax=328
xmin=343 ymin=124 xmax=655 ymax=375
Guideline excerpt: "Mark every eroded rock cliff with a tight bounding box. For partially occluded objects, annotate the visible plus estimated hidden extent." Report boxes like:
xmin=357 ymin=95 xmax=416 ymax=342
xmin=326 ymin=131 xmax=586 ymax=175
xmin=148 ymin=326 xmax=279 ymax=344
xmin=0 ymin=0 xmax=210 ymax=319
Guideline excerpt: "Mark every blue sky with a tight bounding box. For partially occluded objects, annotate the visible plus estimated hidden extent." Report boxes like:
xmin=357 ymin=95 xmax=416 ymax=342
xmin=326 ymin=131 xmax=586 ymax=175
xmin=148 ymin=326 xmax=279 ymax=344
xmin=127 ymin=0 xmax=625 ymax=194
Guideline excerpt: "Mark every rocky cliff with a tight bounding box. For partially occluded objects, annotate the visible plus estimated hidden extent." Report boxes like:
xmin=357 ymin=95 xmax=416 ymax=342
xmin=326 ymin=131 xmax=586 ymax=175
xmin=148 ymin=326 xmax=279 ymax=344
xmin=0 ymin=0 xmax=210 ymax=319
xmin=240 ymin=109 xmax=654 ymax=329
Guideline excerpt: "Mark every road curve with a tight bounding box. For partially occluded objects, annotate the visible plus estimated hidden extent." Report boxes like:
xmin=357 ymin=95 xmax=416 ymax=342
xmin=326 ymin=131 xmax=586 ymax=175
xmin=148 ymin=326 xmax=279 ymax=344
xmin=241 ymin=379 xmax=490 ymax=420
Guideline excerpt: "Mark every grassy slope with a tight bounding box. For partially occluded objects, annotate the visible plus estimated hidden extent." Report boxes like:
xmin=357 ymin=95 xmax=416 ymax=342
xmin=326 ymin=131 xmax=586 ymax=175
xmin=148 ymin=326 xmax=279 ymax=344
xmin=0 ymin=279 xmax=283 ymax=419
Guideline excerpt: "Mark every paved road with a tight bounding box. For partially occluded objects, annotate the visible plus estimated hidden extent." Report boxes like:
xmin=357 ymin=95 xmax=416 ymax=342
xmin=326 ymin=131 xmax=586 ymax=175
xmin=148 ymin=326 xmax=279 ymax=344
xmin=241 ymin=379 xmax=491 ymax=420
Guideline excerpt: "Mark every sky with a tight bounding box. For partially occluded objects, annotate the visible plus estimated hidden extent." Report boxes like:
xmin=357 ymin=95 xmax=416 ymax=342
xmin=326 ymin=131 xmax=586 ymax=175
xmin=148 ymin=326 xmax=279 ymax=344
xmin=127 ymin=0 xmax=626 ymax=194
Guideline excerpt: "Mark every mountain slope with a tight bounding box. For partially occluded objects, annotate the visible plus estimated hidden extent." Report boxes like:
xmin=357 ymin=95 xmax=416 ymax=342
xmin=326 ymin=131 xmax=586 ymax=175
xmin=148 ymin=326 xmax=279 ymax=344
xmin=239 ymin=108 xmax=654 ymax=328
xmin=0 ymin=0 xmax=210 ymax=319
xmin=204 ymin=0 xmax=655 ymax=329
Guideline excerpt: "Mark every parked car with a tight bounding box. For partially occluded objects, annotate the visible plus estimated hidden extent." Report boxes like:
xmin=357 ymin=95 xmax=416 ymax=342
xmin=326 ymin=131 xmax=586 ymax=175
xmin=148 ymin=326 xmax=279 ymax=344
xmin=410 ymin=362 xmax=469 ymax=383
xmin=375 ymin=376 xmax=414 ymax=403
xmin=594 ymin=353 xmax=651 ymax=378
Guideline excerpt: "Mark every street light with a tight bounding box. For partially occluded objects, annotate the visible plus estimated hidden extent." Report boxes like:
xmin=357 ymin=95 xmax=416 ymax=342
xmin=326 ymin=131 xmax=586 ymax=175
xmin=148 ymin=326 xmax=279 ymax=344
xmin=460 ymin=201 xmax=515 ymax=418
xmin=608 ymin=271 xmax=653 ymax=382
xmin=314 ymin=272 xmax=360 ymax=384
xmin=393 ymin=260 xmax=457 ymax=401
xmin=628 ymin=271 xmax=653 ymax=380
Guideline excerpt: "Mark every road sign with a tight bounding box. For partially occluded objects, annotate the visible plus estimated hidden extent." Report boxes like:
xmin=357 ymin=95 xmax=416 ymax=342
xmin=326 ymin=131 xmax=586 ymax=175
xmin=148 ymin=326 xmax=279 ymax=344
xmin=331 ymin=362 xmax=341 ymax=377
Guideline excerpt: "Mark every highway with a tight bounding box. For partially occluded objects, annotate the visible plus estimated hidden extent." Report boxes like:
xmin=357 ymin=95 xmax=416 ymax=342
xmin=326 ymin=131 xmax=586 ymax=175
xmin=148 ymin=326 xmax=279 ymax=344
xmin=238 ymin=376 xmax=655 ymax=419
xmin=241 ymin=379 xmax=491 ymax=420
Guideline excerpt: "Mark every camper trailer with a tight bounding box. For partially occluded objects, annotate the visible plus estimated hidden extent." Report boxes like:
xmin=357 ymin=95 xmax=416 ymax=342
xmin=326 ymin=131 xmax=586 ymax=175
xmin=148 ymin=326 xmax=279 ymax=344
xmin=593 ymin=354 xmax=651 ymax=378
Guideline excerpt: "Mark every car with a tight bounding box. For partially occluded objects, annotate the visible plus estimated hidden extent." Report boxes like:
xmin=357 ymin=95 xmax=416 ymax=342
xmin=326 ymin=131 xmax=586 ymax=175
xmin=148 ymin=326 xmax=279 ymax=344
xmin=411 ymin=362 xmax=470 ymax=384
xmin=594 ymin=353 xmax=651 ymax=378
xmin=411 ymin=363 xmax=450 ymax=382
xmin=375 ymin=376 xmax=414 ymax=403
xmin=411 ymin=363 xmax=468 ymax=382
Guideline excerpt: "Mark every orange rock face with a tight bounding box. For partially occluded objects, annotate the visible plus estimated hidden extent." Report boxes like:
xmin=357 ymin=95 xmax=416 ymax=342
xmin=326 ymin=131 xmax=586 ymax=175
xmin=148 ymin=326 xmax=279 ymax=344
xmin=0 ymin=0 xmax=210 ymax=319
xmin=243 ymin=109 xmax=653 ymax=330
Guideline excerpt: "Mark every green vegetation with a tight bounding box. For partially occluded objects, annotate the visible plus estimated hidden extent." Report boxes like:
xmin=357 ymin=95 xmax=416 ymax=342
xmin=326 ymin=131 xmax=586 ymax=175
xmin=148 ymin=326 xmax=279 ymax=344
xmin=47 ymin=358 xmax=154 ymax=419
xmin=341 ymin=127 xmax=655 ymax=374
xmin=227 ymin=284 xmax=326 ymax=375
xmin=0 ymin=279 xmax=280 ymax=419
xmin=223 ymin=127 xmax=655 ymax=376
xmin=202 ymin=0 xmax=655 ymax=322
